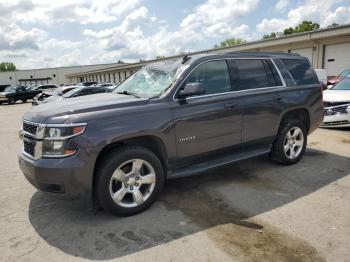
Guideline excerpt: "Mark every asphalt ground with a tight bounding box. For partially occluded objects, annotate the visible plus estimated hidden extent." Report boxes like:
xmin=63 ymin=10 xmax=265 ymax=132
xmin=1 ymin=102 xmax=349 ymax=262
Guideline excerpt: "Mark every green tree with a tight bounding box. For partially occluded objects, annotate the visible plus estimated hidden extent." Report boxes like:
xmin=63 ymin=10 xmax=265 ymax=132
xmin=327 ymin=23 xmax=339 ymax=28
xmin=214 ymin=38 xmax=246 ymax=48
xmin=283 ymin=21 xmax=320 ymax=35
xmin=117 ymin=60 xmax=125 ymax=64
xmin=0 ymin=62 xmax=16 ymax=72
xmin=262 ymin=32 xmax=277 ymax=40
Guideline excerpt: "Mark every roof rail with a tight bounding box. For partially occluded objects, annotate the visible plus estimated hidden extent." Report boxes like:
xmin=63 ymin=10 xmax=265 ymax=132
xmin=224 ymin=51 xmax=301 ymax=57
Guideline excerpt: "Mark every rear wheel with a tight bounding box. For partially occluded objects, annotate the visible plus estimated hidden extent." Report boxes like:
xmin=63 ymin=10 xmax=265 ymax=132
xmin=270 ymin=120 xmax=307 ymax=165
xmin=21 ymin=99 xmax=27 ymax=103
xmin=96 ymin=146 xmax=165 ymax=216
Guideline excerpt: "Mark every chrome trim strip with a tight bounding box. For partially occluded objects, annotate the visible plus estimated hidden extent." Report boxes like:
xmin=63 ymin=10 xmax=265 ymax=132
xmin=42 ymin=151 xmax=77 ymax=158
xmin=44 ymin=123 xmax=87 ymax=128
xmin=270 ymin=58 xmax=286 ymax=87
xmin=324 ymin=103 xmax=350 ymax=109
xmin=172 ymin=57 xmax=287 ymax=101
xmin=44 ymin=126 xmax=85 ymax=141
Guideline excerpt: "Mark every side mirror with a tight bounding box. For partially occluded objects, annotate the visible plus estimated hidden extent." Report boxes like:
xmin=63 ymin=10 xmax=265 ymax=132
xmin=177 ymin=83 xmax=205 ymax=98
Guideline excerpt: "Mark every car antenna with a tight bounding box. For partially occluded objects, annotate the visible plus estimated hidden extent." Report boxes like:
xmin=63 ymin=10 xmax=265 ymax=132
xmin=182 ymin=54 xmax=191 ymax=64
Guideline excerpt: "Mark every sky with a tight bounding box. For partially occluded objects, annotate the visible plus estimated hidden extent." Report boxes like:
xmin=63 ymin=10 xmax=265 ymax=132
xmin=0 ymin=0 xmax=349 ymax=69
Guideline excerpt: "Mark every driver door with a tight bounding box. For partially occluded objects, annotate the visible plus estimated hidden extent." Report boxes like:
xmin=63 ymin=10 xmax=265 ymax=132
xmin=170 ymin=60 xmax=242 ymax=162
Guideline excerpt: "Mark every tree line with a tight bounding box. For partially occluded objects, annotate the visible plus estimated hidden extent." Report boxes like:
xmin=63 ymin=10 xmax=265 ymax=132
xmin=0 ymin=62 xmax=16 ymax=72
xmin=214 ymin=21 xmax=340 ymax=48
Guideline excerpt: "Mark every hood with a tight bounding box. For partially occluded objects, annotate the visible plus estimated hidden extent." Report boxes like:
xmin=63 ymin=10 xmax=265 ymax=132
xmin=23 ymin=93 xmax=148 ymax=123
xmin=323 ymin=89 xmax=350 ymax=103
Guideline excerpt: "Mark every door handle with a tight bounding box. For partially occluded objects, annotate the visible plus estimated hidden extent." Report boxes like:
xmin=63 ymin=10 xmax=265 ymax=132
xmin=273 ymin=96 xmax=283 ymax=101
xmin=224 ymin=103 xmax=237 ymax=109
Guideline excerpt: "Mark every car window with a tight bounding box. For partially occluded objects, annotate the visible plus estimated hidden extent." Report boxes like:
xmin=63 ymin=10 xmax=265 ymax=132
xmin=281 ymin=58 xmax=318 ymax=85
xmin=230 ymin=59 xmax=281 ymax=90
xmin=183 ymin=60 xmax=231 ymax=95
xmin=339 ymin=69 xmax=350 ymax=78
xmin=93 ymin=88 xmax=106 ymax=93
xmin=80 ymin=89 xmax=92 ymax=95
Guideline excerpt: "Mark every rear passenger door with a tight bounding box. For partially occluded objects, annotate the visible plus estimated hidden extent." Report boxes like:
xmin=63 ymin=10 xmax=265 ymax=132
xmin=227 ymin=58 xmax=286 ymax=148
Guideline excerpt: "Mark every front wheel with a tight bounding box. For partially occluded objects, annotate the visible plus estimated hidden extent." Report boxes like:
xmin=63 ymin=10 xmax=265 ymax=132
xmin=96 ymin=146 xmax=165 ymax=216
xmin=8 ymin=98 xmax=15 ymax=104
xmin=270 ymin=120 xmax=307 ymax=165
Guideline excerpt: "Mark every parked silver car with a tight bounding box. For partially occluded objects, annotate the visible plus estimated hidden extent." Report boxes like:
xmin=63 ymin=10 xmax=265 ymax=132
xmin=321 ymin=78 xmax=350 ymax=128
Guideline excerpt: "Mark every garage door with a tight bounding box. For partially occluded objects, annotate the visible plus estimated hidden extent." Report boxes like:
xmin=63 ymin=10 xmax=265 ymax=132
xmin=324 ymin=42 xmax=350 ymax=77
xmin=290 ymin=47 xmax=314 ymax=65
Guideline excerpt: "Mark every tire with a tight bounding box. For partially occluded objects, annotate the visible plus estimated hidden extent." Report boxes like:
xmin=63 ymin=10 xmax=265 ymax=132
xmin=96 ymin=146 xmax=165 ymax=216
xmin=270 ymin=120 xmax=307 ymax=165
xmin=8 ymin=98 xmax=15 ymax=104
xmin=22 ymin=99 xmax=27 ymax=103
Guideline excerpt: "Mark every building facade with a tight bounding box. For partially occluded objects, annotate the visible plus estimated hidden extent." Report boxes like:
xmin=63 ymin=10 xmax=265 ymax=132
xmin=1 ymin=24 xmax=350 ymax=86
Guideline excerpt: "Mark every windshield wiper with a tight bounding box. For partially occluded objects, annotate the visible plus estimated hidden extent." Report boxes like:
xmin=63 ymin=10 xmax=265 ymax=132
xmin=116 ymin=90 xmax=141 ymax=98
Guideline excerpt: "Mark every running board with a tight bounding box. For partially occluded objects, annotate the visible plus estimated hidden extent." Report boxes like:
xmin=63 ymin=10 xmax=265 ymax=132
xmin=168 ymin=147 xmax=271 ymax=179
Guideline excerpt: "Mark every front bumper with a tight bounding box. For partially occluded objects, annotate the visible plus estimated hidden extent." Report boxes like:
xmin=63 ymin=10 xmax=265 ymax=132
xmin=321 ymin=113 xmax=350 ymax=128
xmin=18 ymin=151 xmax=92 ymax=199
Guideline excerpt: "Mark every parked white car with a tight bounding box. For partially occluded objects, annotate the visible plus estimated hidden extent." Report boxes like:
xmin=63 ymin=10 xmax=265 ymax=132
xmin=321 ymin=78 xmax=350 ymax=128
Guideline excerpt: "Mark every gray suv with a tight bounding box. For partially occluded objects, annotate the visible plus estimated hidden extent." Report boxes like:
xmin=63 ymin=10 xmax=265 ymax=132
xmin=18 ymin=52 xmax=323 ymax=216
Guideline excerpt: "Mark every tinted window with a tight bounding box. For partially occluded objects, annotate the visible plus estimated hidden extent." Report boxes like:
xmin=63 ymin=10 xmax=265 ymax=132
xmin=91 ymin=88 xmax=105 ymax=94
xmin=265 ymin=60 xmax=283 ymax=86
xmin=282 ymin=58 xmax=318 ymax=85
xmin=228 ymin=59 xmax=282 ymax=90
xmin=183 ymin=60 xmax=231 ymax=95
xmin=80 ymin=89 xmax=92 ymax=95
xmin=236 ymin=59 xmax=272 ymax=90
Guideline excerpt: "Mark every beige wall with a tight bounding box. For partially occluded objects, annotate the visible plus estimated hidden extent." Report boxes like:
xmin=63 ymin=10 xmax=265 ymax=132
xmin=0 ymin=63 xmax=127 ymax=86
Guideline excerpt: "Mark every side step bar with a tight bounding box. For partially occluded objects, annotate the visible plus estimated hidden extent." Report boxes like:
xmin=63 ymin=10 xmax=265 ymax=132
xmin=167 ymin=146 xmax=271 ymax=179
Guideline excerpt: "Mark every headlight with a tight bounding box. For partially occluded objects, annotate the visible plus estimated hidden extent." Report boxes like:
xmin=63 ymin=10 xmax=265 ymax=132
xmin=42 ymin=124 xmax=86 ymax=157
xmin=44 ymin=125 xmax=85 ymax=139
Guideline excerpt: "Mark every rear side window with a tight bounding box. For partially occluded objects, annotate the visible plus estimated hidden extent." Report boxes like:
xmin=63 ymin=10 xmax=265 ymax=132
xmin=282 ymin=58 xmax=318 ymax=85
xmin=184 ymin=60 xmax=231 ymax=95
xmin=228 ymin=59 xmax=282 ymax=90
xmin=92 ymin=88 xmax=106 ymax=94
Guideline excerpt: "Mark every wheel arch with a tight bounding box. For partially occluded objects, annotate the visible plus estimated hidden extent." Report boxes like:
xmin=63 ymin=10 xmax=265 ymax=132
xmin=279 ymin=108 xmax=310 ymax=132
xmin=92 ymin=135 xmax=168 ymax=198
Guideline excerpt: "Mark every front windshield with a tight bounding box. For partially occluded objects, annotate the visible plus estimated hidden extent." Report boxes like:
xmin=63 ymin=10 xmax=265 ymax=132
xmin=114 ymin=60 xmax=187 ymax=98
xmin=63 ymin=87 xmax=81 ymax=98
xmin=4 ymin=86 xmax=17 ymax=92
xmin=51 ymin=89 xmax=62 ymax=96
xmin=339 ymin=69 xmax=350 ymax=78
xmin=332 ymin=79 xmax=350 ymax=90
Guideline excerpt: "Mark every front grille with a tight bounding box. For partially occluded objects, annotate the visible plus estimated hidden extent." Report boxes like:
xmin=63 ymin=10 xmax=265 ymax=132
xmin=24 ymin=139 xmax=36 ymax=157
xmin=23 ymin=122 xmax=38 ymax=135
xmin=324 ymin=105 xmax=349 ymax=116
xmin=322 ymin=120 xmax=350 ymax=126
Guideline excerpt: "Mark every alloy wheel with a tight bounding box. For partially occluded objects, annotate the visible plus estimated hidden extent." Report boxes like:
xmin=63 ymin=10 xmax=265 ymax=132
xmin=109 ymin=159 xmax=156 ymax=208
xmin=283 ymin=127 xmax=304 ymax=159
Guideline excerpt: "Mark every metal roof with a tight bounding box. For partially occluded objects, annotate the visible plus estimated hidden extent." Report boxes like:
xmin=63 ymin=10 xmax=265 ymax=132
xmin=65 ymin=23 xmax=350 ymax=77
